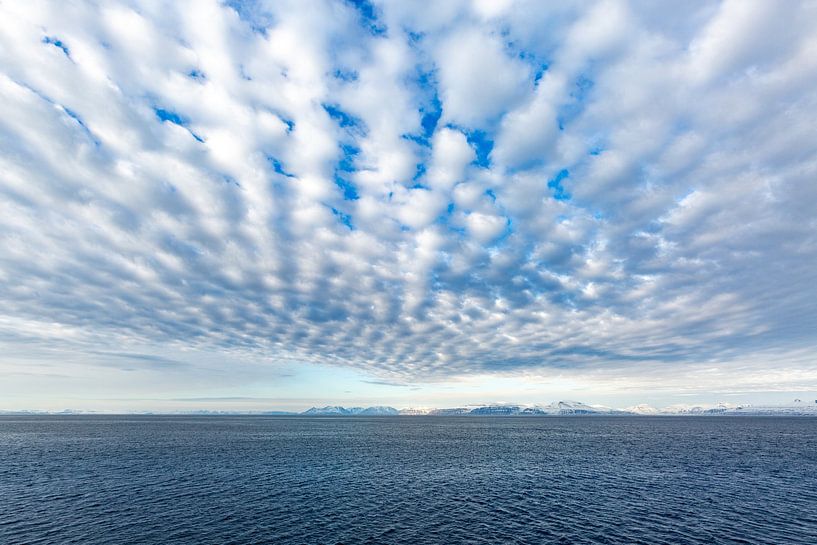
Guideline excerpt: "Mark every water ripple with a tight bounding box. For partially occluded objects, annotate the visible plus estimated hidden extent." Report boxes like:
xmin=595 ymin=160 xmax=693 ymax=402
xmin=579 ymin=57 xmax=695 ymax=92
xmin=1 ymin=416 xmax=816 ymax=544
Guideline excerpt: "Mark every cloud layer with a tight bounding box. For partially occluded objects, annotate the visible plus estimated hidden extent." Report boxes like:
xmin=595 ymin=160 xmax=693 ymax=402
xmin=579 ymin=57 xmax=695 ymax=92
xmin=1 ymin=0 xmax=816 ymax=387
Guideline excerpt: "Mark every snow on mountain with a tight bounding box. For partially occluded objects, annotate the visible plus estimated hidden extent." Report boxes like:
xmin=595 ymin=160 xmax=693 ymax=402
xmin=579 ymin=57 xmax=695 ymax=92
xmin=625 ymin=404 xmax=660 ymax=415
xmin=300 ymin=401 xmax=817 ymax=416
xmin=469 ymin=405 xmax=523 ymax=415
xmin=433 ymin=401 xmax=623 ymax=416
xmin=535 ymin=401 xmax=624 ymax=415
xmin=657 ymin=402 xmax=736 ymax=415
xmin=398 ymin=408 xmax=431 ymax=415
xmin=301 ymin=406 xmax=353 ymax=415
xmin=641 ymin=402 xmax=817 ymax=415
xmin=357 ymin=406 xmax=399 ymax=416
xmin=301 ymin=406 xmax=398 ymax=416
xmin=427 ymin=407 xmax=472 ymax=416
xmin=717 ymin=403 xmax=817 ymax=416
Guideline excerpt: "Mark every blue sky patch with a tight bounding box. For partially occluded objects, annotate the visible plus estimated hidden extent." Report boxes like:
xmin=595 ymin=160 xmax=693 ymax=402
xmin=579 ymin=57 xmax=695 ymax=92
xmin=225 ymin=0 xmax=273 ymax=35
xmin=323 ymin=104 xmax=367 ymax=136
xmin=420 ymin=94 xmax=442 ymax=139
xmin=335 ymin=176 xmax=360 ymax=200
xmin=42 ymin=36 xmax=70 ymax=58
xmin=267 ymin=156 xmax=296 ymax=178
xmin=279 ymin=115 xmax=295 ymax=133
xmin=334 ymin=143 xmax=360 ymax=199
xmin=333 ymin=69 xmax=359 ymax=82
xmin=405 ymin=68 xmax=442 ymax=143
xmin=155 ymin=108 xmax=186 ymax=126
xmin=548 ymin=169 xmax=571 ymax=201
xmin=462 ymin=128 xmax=494 ymax=168
xmin=330 ymin=206 xmax=355 ymax=229
xmin=154 ymin=107 xmax=204 ymax=142
xmin=62 ymin=107 xmax=99 ymax=146
xmin=337 ymin=143 xmax=359 ymax=172
xmin=412 ymin=162 xmax=427 ymax=182
xmin=534 ymin=62 xmax=550 ymax=86
xmin=346 ymin=0 xmax=387 ymax=36
xmin=557 ymin=74 xmax=594 ymax=130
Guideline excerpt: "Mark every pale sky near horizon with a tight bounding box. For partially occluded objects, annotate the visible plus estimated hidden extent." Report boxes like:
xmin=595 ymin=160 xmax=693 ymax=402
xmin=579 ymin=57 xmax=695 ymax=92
xmin=1 ymin=0 xmax=816 ymax=412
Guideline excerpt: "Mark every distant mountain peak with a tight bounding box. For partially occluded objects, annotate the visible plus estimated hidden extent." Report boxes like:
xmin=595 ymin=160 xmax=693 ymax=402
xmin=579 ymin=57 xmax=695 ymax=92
xmin=297 ymin=400 xmax=817 ymax=417
xmin=301 ymin=406 xmax=398 ymax=416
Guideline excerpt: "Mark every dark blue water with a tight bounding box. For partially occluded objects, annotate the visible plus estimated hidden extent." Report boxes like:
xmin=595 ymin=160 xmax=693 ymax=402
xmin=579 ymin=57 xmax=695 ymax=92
xmin=1 ymin=417 xmax=816 ymax=544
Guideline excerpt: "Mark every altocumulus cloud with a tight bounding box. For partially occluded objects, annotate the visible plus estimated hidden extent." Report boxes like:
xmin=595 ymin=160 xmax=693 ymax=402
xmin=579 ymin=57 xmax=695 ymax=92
xmin=1 ymin=0 xmax=816 ymax=389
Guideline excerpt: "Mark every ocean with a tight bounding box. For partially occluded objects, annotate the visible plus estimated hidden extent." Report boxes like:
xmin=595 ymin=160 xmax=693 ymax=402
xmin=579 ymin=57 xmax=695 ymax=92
xmin=1 ymin=416 xmax=815 ymax=544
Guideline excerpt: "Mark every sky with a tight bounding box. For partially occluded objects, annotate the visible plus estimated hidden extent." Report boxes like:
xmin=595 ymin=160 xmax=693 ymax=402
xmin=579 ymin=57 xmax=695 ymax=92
xmin=1 ymin=0 xmax=816 ymax=412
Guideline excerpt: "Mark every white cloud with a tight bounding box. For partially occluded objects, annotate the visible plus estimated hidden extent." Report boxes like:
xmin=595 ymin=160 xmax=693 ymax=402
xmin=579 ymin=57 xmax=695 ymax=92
xmin=427 ymin=128 xmax=474 ymax=191
xmin=434 ymin=26 xmax=531 ymax=128
xmin=465 ymin=212 xmax=507 ymax=244
xmin=687 ymin=0 xmax=801 ymax=84
xmin=1 ymin=0 xmax=816 ymax=403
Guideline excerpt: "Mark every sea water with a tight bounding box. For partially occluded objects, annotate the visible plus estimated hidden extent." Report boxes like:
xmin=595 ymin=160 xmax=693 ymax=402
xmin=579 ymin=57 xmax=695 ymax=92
xmin=1 ymin=416 xmax=815 ymax=544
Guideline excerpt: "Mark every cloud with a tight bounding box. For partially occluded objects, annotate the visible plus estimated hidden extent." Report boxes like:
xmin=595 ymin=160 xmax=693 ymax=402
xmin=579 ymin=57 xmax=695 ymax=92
xmin=0 ymin=0 xmax=816 ymax=397
xmin=86 ymin=351 xmax=190 ymax=370
xmin=361 ymin=380 xmax=410 ymax=388
xmin=434 ymin=25 xmax=531 ymax=128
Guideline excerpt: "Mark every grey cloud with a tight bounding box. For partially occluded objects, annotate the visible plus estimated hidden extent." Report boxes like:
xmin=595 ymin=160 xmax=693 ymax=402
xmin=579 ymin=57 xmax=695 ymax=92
xmin=86 ymin=351 xmax=190 ymax=370
xmin=361 ymin=380 xmax=410 ymax=388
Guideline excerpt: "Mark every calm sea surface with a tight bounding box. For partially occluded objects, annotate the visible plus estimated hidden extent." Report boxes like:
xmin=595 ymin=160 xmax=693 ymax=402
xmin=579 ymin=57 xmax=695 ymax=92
xmin=1 ymin=416 xmax=816 ymax=544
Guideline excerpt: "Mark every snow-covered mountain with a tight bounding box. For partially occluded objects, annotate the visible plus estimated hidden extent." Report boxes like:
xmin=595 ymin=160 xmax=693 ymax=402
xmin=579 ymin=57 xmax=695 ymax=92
xmin=682 ymin=403 xmax=817 ymax=416
xmin=539 ymin=400 xmax=624 ymax=415
xmin=427 ymin=407 xmax=472 ymax=416
xmin=301 ymin=406 xmax=356 ymax=415
xmin=6 ymin=400 xmax=816 ymax=416
xmin=465 ymin=401 xmax=623 ymax=415
xmin=624 ymin=404 xmax=660 ymax=415
xmin=627 ymin=402 xmax=817 ymax=416
xmin=301 ymin=406 xmax=399 ymax=416
xmin=398 ymin=408 xmax=431 ymax=415
xmin=469 ymin=405 xmax=524 ymax=415
xmin=357 ymin=406 xmax=399 ymax=416
xmin=299 ymin=400 xmax=817 ymax=416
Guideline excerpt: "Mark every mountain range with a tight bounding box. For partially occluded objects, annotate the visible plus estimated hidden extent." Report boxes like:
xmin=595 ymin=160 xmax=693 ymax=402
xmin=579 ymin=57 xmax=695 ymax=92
xmin=301 ymin=400 xmax=817 ymax=416
xmin=3 ymin=400 xmax=815 ymax=416
xmin=301 ymin=405 xmax=399 ymax=416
